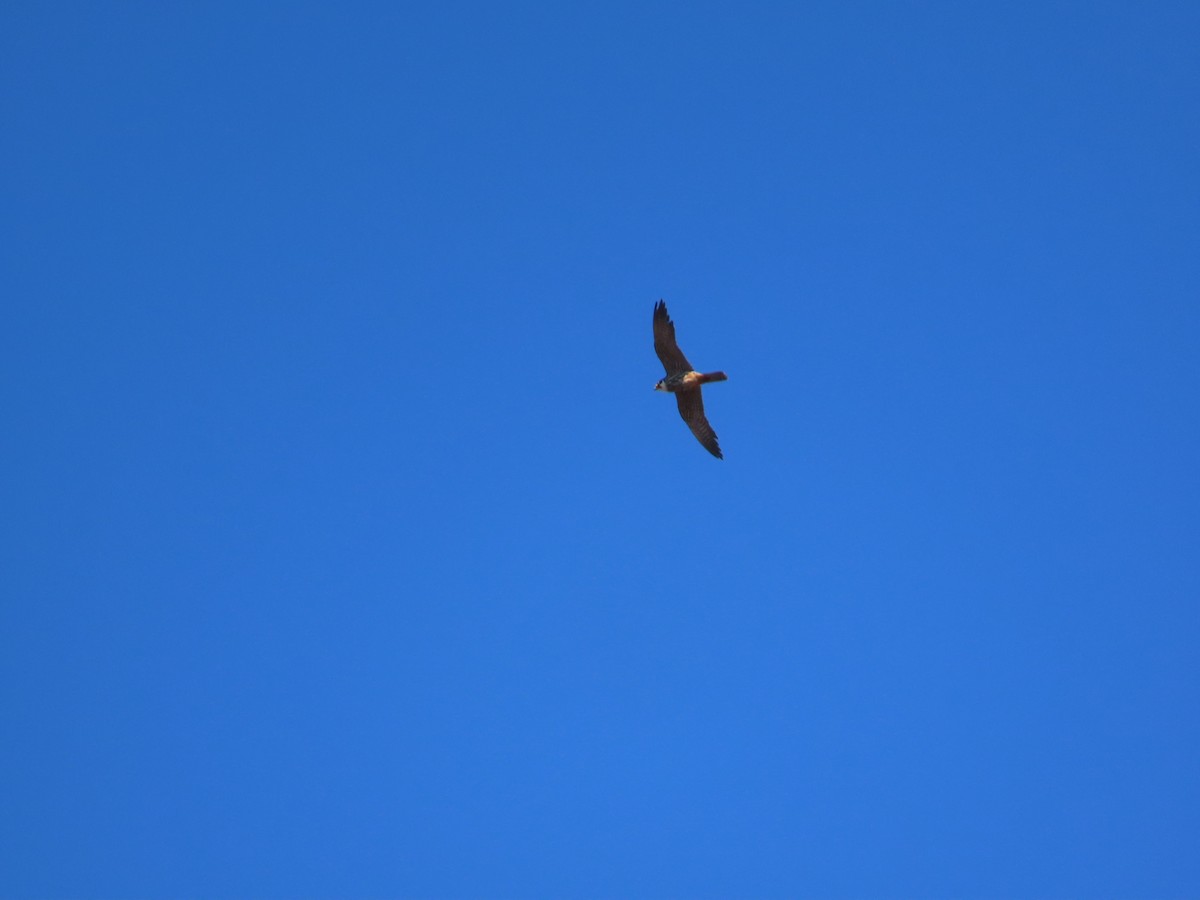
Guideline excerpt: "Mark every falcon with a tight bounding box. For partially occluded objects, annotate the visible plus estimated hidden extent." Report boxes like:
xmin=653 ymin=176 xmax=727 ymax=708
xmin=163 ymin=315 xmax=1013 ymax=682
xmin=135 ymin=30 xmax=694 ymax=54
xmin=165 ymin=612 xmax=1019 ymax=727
xmin=652 ymin=299 xmax=728 ymax=459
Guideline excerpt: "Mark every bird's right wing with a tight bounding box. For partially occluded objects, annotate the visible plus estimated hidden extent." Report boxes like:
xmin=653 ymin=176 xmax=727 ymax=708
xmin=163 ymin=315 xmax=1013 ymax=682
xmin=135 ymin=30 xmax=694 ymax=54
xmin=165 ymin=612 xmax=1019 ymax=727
xmin=675 ymin=389 xmax=723 ymax=459
xmin=653 ymin=300 xmax=693 ymax=376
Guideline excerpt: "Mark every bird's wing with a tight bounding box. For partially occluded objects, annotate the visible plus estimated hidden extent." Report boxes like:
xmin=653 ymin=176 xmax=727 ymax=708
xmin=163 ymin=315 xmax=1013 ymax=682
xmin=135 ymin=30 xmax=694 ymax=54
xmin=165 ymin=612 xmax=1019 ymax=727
xmin=675 ymin=389 xmax=723 ymax=459
xmin=653 ymin=300 xmax=693 ymax=376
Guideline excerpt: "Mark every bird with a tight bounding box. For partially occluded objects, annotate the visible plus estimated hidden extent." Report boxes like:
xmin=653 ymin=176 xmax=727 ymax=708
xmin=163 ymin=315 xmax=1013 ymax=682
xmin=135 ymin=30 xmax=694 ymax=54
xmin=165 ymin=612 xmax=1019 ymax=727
xmin=652 ymin=299 xmax=728 ymax=459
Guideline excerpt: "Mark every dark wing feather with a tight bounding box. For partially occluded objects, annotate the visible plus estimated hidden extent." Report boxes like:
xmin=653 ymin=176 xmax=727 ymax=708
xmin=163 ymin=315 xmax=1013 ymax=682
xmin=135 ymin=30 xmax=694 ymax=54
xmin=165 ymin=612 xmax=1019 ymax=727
xmin=653 ymin=299 xmax=693 ymax=376
xmin=675 ymin=388 xmax=723 ymax=459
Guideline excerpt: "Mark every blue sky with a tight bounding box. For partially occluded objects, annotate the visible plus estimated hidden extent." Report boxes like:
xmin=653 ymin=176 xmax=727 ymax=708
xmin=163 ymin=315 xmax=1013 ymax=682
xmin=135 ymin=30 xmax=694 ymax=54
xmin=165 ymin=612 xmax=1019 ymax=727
xmin=2 ymin=2 xmax=1198 ymax=897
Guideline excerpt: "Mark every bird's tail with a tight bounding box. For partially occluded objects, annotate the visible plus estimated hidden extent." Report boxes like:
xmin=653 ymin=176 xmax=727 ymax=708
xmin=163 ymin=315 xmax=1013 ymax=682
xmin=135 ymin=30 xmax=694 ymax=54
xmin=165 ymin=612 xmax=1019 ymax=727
xmin=698 ymin=371 xmax=728 ymax=384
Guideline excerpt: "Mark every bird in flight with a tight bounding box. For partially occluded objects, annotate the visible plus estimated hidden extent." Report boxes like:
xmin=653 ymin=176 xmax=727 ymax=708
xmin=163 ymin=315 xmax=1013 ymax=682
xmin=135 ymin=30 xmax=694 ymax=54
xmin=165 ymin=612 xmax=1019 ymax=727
xmin=652 ymin=299 xmax=728 ymax=459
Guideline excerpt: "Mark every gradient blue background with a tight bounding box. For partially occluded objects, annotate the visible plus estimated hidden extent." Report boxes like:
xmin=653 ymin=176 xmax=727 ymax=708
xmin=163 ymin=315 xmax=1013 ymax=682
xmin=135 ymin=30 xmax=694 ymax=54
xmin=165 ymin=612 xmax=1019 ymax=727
xmin=3 ymin=3 xmax=1198 ymax=897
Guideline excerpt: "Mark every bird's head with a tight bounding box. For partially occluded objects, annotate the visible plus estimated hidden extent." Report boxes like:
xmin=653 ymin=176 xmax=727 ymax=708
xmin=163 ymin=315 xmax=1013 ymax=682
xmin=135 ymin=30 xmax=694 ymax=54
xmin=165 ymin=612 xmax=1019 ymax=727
xmin=654 ymin=379 xmax=667 ymax=391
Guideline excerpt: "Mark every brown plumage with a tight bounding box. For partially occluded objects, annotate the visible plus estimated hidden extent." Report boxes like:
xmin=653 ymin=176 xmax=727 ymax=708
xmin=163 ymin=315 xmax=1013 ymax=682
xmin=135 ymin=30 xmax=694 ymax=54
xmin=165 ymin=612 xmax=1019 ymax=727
xmin=652 ymin=299 xmax=728 ymax=459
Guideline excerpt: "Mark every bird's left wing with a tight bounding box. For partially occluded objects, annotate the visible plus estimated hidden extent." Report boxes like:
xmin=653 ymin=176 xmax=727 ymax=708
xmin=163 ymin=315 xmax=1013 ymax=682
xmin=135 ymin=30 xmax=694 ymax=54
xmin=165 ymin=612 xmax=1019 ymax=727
xmin=653 ymin=300 xmax=693 ymax=376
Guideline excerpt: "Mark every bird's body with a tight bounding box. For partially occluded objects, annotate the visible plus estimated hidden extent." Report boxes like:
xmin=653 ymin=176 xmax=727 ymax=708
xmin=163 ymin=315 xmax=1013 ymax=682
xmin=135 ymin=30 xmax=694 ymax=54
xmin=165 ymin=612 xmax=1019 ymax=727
xmin=652 ymin=300 xmax=727 ymax=459
xmin=655 ymin=370 xmax=728 ymax=392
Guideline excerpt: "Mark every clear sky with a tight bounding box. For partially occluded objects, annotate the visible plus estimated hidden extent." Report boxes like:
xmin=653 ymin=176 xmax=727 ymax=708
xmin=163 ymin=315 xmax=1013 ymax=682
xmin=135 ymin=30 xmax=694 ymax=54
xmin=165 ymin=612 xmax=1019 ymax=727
xmin=2 ymin=2 xmax=1198 ymax=897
